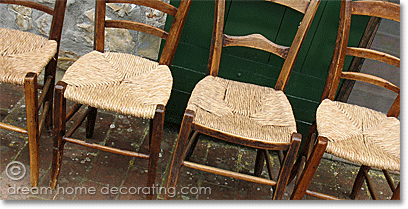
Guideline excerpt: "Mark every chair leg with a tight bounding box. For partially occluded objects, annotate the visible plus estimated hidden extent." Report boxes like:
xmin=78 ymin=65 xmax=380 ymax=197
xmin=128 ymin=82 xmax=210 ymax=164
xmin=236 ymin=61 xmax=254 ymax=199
xmin=273 ymin=133 xmax=301 ymax=200
xmin=254 ymin=149 xmax=265 ymax=177
xmin=146 ymin=105 xmax=165 ymax=200
xmin=44 ymin=58 xmax=57 ymax=131
xmin=183 ymin=131 xmax=200 ymax=161
xmin=289 ymin=121 xmax=317 ymax=183
xmin=383 ymin=169 xmax=396 ymax=193
xmin=24 ymin=73 xmax=39 ymax=187
xmin=363 ymin=167 xmax=378 ymax=200
xmin=350 ymin=165 xmax=370 ymax=199
xmin=391 ymin=182 xmax=400 ymax=200
xmin=263 ymin=150 xmax=274 ymax=181
xmin=351 ymin=165 xmax=379 ymax=200
xmin=50 ymin=81 xmax=67 ymax=189
xmin=165 ymin=109 xmax=195 ymax=200
xmin=149 ymin=116 xmax=154 ymax=147
xmin=86 ymin=107 xmax=98 ymax=138
xmin=291 ymin=136 xmax=328 ymax=200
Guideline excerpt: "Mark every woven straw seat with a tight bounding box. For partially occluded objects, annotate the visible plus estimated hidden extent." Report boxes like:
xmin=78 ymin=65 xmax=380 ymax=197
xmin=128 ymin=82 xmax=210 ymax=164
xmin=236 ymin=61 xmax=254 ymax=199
xmin=316 ymin=99 xmax=400 ymax=171
xmin=0 ymin=27 xmax=58 ymax=85
xmin=61 ymin=51 xmax=173 ymax=119
xmin=187 ymin=76 xmax=297 ymax=143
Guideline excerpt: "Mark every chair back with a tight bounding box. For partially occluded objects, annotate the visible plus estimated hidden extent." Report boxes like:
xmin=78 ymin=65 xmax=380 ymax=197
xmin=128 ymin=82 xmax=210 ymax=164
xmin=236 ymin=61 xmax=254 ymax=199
xmin=322 ymin=0 xmax=400 ymax=117
xmin=207 ymin=0 xmax=321 ymax=91
xmin=94 ymin=0 xmax=192 ymax=67
xmin=0 ymin=0 xmax=67 ymax=53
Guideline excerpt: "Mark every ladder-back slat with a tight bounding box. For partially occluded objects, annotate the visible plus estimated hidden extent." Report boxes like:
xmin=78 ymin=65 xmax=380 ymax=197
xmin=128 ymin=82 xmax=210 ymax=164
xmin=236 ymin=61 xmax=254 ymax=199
xmin=266 ymin=0 xmax=310 ymax=14
xmin=351 ymin=1 xmax=400 ymax=22
xmin=223 ymin=34 xmax=290 ymax=59
xmin=105 ymin=20 xmax=169 ymax=39
xmin=340 ymin=72 xmax=400 ymax=94
xmin=0 ymin=0 xmax=53 ymax=15
xmin=346 ymin=47 xmax=400 ymax=68
xmin=106 ymin=0 xmax=177 ymax=16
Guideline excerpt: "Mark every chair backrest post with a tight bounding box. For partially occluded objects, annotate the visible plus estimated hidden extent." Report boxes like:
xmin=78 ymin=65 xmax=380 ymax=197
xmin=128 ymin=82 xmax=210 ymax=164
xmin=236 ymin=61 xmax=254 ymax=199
xmin=206 ymin=0 xmax=225 ymax=77
xmin=322 ymin=0 xmax=352 ymax=101
xmin=94 ymin=0 xmax=107 ymax=52
xmin=49 ymin=0 xmax=67 ymax=44
xmin=159 ymin=0 xmax=192 ymax=66
xmin=274 ymin=0 xmax=320 ymax=91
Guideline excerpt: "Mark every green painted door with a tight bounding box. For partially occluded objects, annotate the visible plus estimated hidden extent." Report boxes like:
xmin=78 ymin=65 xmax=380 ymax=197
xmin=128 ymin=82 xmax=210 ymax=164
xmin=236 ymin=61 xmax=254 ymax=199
xmin=160 ymin=0 xmax=369 ymax=137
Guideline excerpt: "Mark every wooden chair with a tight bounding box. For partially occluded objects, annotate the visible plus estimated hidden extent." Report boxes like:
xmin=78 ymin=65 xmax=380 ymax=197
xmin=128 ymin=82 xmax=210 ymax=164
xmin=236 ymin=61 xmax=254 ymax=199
xmin=165 ymin=0 xmax=320 ymax=200
xmin=0 ymin=0 xmax=67 ymax=187
xmin=49 ymin=0 xmax=192 ymax=199
xmin=291 ymin=0 xmax=400 ymax=200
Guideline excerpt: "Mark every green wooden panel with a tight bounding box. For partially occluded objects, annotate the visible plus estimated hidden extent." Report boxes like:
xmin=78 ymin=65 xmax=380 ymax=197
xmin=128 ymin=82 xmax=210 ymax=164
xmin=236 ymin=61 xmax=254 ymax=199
xmin=160 ymin=0 xmax=370 ymax=138
xmin=170 ymin=42 xmax=209 ymax=75
xmin=218 ymin=53 xmax=281 ymax=85
xmin=164 ymin=90 xmax=191 ymax=124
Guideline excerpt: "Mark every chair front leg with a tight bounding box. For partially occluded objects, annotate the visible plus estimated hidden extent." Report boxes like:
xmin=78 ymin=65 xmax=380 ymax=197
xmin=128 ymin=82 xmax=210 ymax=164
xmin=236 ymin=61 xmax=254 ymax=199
xmin=273 ymin=133 xmax=301 ymax=200
xmin=165 ymin=109 xmax=195 ymax=200
xmin=290 ymin=136 xmax=328 ymax=200
xmin=288 ymin=121 xmax=317 ymax=184
xmin=146 ymin=104 xmax=165 ymax=200
xmin=50 ymin=81 xmax=67 ymax=189
xmin=24 ymin=73 xmax=39 ymax=187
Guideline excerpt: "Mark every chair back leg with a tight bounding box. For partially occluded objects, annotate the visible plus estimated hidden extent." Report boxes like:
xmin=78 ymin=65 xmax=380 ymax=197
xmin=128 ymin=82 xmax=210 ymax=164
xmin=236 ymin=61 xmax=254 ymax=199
xmin=254 ymin=149 xmax=266 ymax=177
xmin=350 ymin=165 xmax=371 ymax=199
xmin=391 ymin=183 xmax=400 ymax=200
xmin=44 ymin=56 xmax=57 ymax=131
xmin=85 ymin=107 xmax=98 ymax=138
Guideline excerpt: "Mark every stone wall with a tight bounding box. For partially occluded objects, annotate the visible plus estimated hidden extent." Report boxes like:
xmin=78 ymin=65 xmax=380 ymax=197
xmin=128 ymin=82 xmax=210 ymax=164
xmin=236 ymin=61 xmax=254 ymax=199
xmin=0 ymin=0 xmax=169 ymax=69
